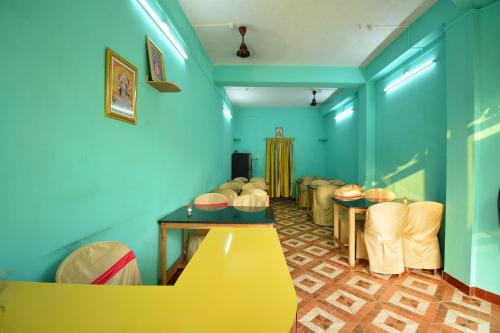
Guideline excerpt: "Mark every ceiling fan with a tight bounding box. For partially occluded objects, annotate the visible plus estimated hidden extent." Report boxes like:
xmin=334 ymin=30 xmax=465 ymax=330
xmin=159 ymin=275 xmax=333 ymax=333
xmin=310 ymin=90 xmax=318 ymax=107
xmin=236 ymin=26 xmax=251 ymax=58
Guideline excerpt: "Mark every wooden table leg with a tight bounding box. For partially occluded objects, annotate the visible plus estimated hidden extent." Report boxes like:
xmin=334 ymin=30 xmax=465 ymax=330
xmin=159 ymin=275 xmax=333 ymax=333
xmin=348 ymin=208 xmax=356 ymax=266
xmin=333 ymin=202 xmax=340 ymax=248
xmin=307 ymin=188 xmax=311 ymax=217
xmin=160 ymin=224 xmax=167 ymax=285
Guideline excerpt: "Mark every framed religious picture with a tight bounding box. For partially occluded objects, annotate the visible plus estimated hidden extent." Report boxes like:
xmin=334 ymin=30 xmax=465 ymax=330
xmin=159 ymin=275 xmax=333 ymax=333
xmin=275 ymin=127 xmax=283 ymax=138
xmin=146 ymin=37 xmax=166 ymax=81
xmin=105 ymin=48 xmax=138 ymax=124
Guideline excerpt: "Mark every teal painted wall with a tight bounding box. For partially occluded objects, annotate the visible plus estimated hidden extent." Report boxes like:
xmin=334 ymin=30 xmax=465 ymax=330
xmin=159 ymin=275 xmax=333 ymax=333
xmin=374 ymin=42 xmax=447 ymax=204
xmin=471 ymin=1 xmax=500 ymax=294
xmin=0 ymin=0 xmax=232 ymax=284
xmin=233 ymin=108 xmax=327 ymax=185
xmin=325 ymin=104 xmax=359 ymax=184
xmin=444 ymin=9 xmax=479 ymax=288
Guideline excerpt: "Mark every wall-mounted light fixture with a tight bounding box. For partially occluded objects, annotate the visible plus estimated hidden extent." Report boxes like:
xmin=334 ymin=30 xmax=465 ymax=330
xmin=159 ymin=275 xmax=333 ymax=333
xmin=335 ymin=107 xmax=353 ymax=122
xmin=137 ymin=0 xmax=188 ymax=60
xmin=223 ymin=104 xmax=233 ymax=120
xmin=384 ymin=60 xmax=434 ymax=93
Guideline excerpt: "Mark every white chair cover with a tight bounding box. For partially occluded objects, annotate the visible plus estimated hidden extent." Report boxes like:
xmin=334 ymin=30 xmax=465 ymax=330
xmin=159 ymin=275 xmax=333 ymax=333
xmin=188 ymin=193 xmax=229 ymax=261
xmin=249 ymin=177 xmax=266 ymax=183
xmin=357 ymin=202 xmax=408 ymax=275
xmin=194 ymin=193 xmax=228 ymax=206
xmin=300 ymin=177 xmax=313 ymax=208
xmin=233 ymin=194 xmax=267 ymax=207
xmin=56 ymin=241 xmax=142 ymax=285
xmin=242 ymin=182 xmax=268 ymax=191
xmin=232 ymin=177 xmax=248 ymax=182
xmin=403 ymin=201 xmax=444 ymax=269
xmin=219 ymin=182 xmax=241 ymax=192
xmin=310 ymin=179 xmax=330 ymax=186
xmin=211 ymin=188 xmax=238 ymax=205
xmin=313 ymin=185 xmax=337 ymax=226
xmin=365 ymin=188 xmax=396 ymax=202
xmin=329 ymin=179 xmax=345 ymax=186
xmin=241 ymin=188 xmax=269 ymax=206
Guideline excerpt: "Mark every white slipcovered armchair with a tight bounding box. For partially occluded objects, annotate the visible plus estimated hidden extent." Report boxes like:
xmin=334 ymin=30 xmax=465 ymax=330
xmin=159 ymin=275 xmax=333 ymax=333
xmin=356 ymin=202 xmax=409 ymax=275
xmin=403 ymin=201 xmax=444 ymax=270
xmin=313 ymin=185 xmax=337 ymax=226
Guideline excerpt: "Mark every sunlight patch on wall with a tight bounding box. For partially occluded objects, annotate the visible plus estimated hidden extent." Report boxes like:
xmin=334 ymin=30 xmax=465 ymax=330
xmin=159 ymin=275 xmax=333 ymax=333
xmin=385 ymin=169 xmax=426 ymax=201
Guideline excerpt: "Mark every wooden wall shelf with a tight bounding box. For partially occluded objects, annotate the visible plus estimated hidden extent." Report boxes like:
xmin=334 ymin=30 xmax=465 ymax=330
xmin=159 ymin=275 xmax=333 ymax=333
xmin=146 ymin=80 xmax=181 ymax=92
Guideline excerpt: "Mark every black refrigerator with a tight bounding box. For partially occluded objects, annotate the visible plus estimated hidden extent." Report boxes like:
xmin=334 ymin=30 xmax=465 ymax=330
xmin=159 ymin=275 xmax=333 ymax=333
xmin=232 ymin=152 xmax=252 ymax=180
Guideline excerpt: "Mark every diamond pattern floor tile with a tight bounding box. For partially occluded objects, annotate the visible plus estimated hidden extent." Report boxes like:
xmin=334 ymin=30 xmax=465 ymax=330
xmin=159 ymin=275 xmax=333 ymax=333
xmin=271 ymin=199 xmax=498 ymax=333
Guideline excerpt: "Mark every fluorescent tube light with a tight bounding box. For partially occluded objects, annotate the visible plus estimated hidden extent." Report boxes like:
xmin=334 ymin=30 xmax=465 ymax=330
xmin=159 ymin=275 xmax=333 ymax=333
xmin=223 ymin=105 xmax=232 ymax=120
xmin=137 ymin=0 xmax=188 ymax=60
xmin=335 ymin=107 xmax=353 ymax=121
xmin=384 ymin=60 xmax=434 ymax=92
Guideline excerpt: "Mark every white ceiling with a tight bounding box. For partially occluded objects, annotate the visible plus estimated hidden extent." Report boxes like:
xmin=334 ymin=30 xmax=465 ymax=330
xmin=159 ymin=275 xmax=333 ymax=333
xmin=179 ymin=0 xmax=435 ymax=66
xmin=225 ymin=87 xmax=337 ymax=109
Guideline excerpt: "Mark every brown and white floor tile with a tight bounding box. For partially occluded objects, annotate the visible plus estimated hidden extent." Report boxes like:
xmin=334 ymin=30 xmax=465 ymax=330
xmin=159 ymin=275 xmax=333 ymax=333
xmin=270 ymin=199 xmax=499 ymax=333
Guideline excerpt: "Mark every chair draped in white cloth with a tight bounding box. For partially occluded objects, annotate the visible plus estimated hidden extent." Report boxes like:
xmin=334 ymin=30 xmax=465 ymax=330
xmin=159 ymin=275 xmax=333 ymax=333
xmin=365 ymin=188 xmax=396 ymax=202
xmin=211 ymin=188 xmax=238 ymax=206
xmin=403 ymin=201 xmax=444 ymax=270
xmin=240 ymin=188 xmax=269 ymax=206
xmin=242 ymin=182 xmax=268 ymax=191
xmin=187 ymin=193 xmax=229 ymax=262
xmin=309 ymin=179 xmax=331 ymax=223
xmin=335 ymin=185 xmax=364 ymax=244
xmin=249 ymin=177 xmax=266 ymax=183
xmin=233 ymin=194 xmax=267 ymax=207
xmin=328 ymin=179 xmax=345 ymax=187
xmin=313 ymin=185 xmax=338 ymax=226
xmin=56 ymin=241 xmax=142 ymax=285
xmin=356 ymin=202 xmax=409 ymax=275
xmin=219 ymin=181 xmax=241 ymax=193
xmin=232 ymin=177 xmax=248 ymax=182
xmin=300 ymin=177 xmax=313 ymax=209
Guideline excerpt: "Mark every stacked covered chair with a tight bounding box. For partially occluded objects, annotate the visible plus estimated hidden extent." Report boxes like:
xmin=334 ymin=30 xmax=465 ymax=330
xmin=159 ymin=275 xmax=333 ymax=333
xmin=313 ymin=185 xmax=338 ymax=226
xmin=233 ymin=194 xmax=267 ymax=207
xmin=219 ymin=181 xmax=241 ymax=193
xmin=187 ymin=193 xmax=229 ymax=261
xmin=56 ymin=241 xmax=142 ymax=285
xmin=242 ymin=182 xmax=267 ymax=191
xmin=241 ymin=188 xmax=269 ymax=206
xmin=249 ymin=177 xmax=266 ymax=183
xmin=403 ymin=201 xmax=444 ymax=270
xmin=233 ymin=177 xmax=248 ymax=182
xmin=310 ymin=179 xmax=330 ymax=221
xmin=365 ymin=188 xmax=396 ymax=202
xmin=300 ymin=177 xmax=313 ymax=209
xmin=211 ymin=188 xmax=238 ymax=206
xmin=356 ymin=202 xmax=409 ymax=275
xmin=328 ymin=179 xmax=345 ymax=187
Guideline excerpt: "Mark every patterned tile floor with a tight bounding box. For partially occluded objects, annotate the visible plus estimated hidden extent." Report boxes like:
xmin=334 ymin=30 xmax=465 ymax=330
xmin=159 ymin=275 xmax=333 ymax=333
xmin=272 ymin=199 xmax=499 ymax=333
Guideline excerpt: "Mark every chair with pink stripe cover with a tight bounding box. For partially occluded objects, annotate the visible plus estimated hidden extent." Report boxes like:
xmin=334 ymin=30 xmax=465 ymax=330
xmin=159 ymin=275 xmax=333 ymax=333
xmin=55 ymin=241 xmax=142 ymax=285
xmin=188 ymin=193 xmax=229 ymax=261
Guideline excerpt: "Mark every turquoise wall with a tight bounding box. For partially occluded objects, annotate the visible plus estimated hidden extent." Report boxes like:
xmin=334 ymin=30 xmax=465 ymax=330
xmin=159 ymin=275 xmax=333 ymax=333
xmin=325 ymin=104 xmax=359 ymax=184
xmin=374 ymin=42 xmax=447 ymax=204
xmin=471 ymin=1 xmax=500 ymax=293
xmin=0 ymin=0 xmax=232 ymax=284
xmin=233 ymin=108 xmax=327 ymax=184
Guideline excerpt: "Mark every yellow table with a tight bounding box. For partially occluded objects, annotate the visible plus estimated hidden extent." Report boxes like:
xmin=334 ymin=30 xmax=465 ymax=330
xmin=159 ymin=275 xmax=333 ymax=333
xmin=0 ymin=228 xmax=297 ymax=333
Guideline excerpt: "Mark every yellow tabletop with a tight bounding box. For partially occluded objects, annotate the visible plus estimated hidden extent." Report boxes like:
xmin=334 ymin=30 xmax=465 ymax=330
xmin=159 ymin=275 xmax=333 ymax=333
xmin=0 ymin=228 xmax=296 ymax=333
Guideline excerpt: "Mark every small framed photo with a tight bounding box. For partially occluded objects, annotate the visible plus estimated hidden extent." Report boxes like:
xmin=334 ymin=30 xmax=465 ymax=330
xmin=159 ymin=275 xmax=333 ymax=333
xmin=275 ymin=127 xmax=283 ymax=138
xmin=105 ymin=48 xmax=138 ymax=124
xmin=146 ymin=37 xmax=166 ymax=81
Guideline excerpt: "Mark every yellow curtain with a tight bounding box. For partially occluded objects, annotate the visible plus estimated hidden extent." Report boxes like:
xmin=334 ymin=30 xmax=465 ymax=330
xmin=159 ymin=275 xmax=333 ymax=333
xmin=265 ymin=138 xmax=294 ymax=198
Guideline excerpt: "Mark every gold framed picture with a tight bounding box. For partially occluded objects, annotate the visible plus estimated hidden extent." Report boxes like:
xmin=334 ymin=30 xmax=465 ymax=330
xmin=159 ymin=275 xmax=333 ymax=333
xmin=146 ymin=37 xmax=166 ymax=81
xmin=275 ymin=127 xmax=283 ymax=138
xmin=105 ymin=48 xmax=138 ymax=124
